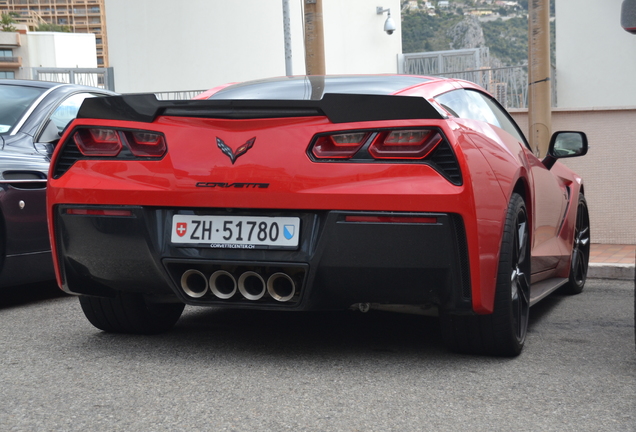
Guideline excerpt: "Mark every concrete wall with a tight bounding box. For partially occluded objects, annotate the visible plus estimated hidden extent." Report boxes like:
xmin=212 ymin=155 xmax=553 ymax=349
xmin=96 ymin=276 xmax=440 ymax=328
xmin=556 ymin=0 xmax=636 ymax=108
xmin=510 ymin=108 xmax=636 ymax=244
xmin=104 ymin=0 xmax=401 ymax=93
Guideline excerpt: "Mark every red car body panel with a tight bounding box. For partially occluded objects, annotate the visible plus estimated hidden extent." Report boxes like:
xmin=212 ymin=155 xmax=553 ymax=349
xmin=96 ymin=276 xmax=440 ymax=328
xmin=46 ymin=76 xmax=584 ymax=318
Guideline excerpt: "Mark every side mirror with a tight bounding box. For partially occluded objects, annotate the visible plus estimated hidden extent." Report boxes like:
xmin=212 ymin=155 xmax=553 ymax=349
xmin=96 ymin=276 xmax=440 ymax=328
xmin=543 ymin=131 xmax=588 ymax=169
xmin=622 ymin=0 xmax=636 ymax=34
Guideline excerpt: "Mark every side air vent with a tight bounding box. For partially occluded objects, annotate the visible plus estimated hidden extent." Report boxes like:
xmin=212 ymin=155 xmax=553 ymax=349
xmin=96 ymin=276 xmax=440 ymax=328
xmin=53 ymin=140 xmax=82 ymax=178
xmin=428 ymin=140 xmax=462 ymax=185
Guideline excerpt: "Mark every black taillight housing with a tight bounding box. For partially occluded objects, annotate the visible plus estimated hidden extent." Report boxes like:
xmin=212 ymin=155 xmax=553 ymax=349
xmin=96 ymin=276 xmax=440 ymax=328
xmin=52 ymin=127 xmax=167 ymax=178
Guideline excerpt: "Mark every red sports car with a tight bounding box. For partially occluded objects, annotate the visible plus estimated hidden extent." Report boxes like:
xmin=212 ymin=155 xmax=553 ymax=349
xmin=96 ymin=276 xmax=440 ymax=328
xmin=47 ymin=75 xmax=590 ymax=356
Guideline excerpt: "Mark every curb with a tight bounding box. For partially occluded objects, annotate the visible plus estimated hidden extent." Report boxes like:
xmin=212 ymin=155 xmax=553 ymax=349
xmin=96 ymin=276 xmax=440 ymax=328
xmin=588 ymin=263 xmax=635 ymax=281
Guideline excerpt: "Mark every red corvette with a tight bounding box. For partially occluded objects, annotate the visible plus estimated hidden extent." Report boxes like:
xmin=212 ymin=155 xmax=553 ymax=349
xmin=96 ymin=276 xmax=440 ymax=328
xmin=47 ymin=75 xmax=590 ymax=356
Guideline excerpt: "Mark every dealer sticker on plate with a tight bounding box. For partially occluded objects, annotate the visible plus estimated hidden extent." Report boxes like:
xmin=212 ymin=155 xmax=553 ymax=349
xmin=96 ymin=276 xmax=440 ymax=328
xmin=171 ymin=215 xmax=300 ymax=249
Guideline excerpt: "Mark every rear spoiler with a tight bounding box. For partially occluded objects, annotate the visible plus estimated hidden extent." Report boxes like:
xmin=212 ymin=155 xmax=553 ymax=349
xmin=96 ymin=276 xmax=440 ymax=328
xmin=77 ymin=93 xmax=445 ymax=124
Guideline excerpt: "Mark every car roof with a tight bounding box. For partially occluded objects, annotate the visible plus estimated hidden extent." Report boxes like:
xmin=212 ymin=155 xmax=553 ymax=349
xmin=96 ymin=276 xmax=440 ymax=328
xmin=208 ymin=75 xmax=441 ymax=100
xmin=0 ymin=79 xmax=62 ymax=89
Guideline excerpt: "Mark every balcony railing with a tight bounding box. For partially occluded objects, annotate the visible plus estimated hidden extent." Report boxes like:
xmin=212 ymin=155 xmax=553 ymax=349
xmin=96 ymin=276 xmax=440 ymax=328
xmin=0 ymin=56 xmax=22 ymax=68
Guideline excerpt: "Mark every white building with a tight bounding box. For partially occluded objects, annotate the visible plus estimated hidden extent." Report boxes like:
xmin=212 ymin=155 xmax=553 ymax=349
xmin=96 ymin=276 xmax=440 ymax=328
xmin=556 ymin=0 xmax=636 ymax=108
xmin=103 ymin=0 xmax=402 ymax=93
xmin=0 ymin=27 xmax=97 ymax=80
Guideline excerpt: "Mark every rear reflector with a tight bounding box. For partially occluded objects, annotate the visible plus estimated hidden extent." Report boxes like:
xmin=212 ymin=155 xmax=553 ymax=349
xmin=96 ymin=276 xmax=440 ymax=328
xmin=345 ymin=215 xmax=437 ymax=224
xmin=66 ymin=208 xmax=133 ymax=217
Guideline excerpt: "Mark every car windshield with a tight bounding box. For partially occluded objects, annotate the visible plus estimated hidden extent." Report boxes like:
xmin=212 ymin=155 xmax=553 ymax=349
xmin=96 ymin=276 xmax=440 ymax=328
xmin=0 ymin=84 xmax=48 ymax=134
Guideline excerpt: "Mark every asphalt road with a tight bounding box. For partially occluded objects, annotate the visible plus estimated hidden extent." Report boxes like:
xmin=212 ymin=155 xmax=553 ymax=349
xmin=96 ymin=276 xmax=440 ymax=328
xmin=0 ymin=279 xmax=634 ymax=432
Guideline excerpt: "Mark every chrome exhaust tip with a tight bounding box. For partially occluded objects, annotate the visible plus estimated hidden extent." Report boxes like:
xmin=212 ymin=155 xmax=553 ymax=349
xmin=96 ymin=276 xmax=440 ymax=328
xmin=209 ymin=270 xmax=237 ymax=299
xmin=180 ymin=269 xmax=208 ymax=298
xmin=267 ymin=272 xmax=295 ymax=302
xmin=238 ymin=271 xmax=266 ymax=301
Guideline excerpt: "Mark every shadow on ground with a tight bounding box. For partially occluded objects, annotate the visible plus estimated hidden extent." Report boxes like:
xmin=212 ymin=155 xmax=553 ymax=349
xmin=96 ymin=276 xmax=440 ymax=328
xmin=0 ymin=280 xmax=68 ymax=309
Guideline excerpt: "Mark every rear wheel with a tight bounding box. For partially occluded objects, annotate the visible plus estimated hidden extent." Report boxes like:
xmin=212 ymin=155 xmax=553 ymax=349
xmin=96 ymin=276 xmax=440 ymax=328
xmin=441 ymin=193 xmax=530 ymax=356
xmin=78 ymin=292 xmax=184 ymax=334
xmin=561 ymin=194 xmax=590 ymax=295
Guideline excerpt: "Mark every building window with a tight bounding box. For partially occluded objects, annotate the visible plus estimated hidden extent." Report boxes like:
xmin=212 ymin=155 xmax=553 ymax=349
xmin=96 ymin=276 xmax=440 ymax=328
xmin=0 ymin=72 xmax=16 ymax=79
xmin=0 ymin=49 xmax=13 ymax=57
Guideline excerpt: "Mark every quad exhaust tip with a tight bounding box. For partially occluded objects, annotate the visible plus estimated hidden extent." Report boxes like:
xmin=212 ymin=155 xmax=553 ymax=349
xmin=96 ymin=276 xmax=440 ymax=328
xmin=180 ymin=269 xmax=208 ymax=298
xmin=267 ymin=272 xmax=296 ymax=302
xmin=209 ymin=270 xmax=237 ymax=299
xmin=238 ymin=271 xmax=267 ymax=301
xmin=180 ymin=268 xmax=299 ymax=302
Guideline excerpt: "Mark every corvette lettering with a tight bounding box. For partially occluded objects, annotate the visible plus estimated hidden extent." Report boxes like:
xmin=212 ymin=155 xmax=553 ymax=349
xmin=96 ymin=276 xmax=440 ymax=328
xmin=196 ymin=182 xmax=269 ymax=189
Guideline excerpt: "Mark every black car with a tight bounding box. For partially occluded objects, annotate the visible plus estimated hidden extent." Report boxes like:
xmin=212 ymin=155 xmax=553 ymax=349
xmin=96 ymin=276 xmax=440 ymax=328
xmin=0 ymin=80 xmax=114 ymax=287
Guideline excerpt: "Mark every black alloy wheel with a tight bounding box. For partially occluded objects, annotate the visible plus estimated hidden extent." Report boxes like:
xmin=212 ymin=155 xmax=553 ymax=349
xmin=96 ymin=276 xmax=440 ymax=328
xmin=561 ymin=194 xmax=590 ymax=295
xmin=441 ymin=193 xmax=530 ymax=356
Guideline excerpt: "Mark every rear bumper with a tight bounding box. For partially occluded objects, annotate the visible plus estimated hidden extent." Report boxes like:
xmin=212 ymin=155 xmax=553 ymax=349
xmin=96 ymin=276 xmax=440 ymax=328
xmin=53 ymin=205 xmax=472 ymax=313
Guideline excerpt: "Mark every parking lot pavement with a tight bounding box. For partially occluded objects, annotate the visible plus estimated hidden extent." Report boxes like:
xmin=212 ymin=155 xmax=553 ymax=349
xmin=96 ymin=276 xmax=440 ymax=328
xmin=589 ymin=244 xmax=635 ymax=280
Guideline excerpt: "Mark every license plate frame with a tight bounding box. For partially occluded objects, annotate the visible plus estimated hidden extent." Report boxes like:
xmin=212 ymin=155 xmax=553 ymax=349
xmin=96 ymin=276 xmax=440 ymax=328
xmin=171 ymin=215 xmax=301 ymax=249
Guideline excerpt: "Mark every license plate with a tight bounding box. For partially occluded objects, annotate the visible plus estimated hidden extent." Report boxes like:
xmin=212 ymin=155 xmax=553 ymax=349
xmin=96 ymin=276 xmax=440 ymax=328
xmin=171 ymin=215 xmax=300 ymax=249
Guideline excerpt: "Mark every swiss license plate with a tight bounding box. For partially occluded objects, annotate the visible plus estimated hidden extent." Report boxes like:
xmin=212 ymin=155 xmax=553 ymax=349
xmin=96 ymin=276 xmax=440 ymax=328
xmin=171 ymin=215 xmax=300 ymax=249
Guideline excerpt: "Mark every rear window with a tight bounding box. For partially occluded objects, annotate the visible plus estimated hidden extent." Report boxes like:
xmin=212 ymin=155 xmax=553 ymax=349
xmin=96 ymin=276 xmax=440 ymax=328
xmin=0 ymin=84 xmax=47 ymax=134
xmin=209 ymin=76 xmax=431 ymax=100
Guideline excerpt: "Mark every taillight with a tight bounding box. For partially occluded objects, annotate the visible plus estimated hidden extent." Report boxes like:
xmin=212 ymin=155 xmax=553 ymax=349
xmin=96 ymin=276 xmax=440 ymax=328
xmin=309 ymin=128 xmax=444 ymax=161
xmin=73 ymin=128 xmax=122 ymax=156
xmin=368 ymin=129 xmax=442 ymax=159
xmin=70 ymin=127 xmax=167 ymax=158
xmin=123 ymin=131 xmax=167 ymax=157
xmin=311 ymin=132 xmax=369 ymax=159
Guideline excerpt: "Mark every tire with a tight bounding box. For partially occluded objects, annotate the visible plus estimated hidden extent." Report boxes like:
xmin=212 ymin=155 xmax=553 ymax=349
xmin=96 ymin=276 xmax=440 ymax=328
xmin=441 ymin=193 xmax=530 ymax=356
xmin=78 ymin=292 xmax=185 ymax=334
xmin=560 ymin=194 xmax=590 ymax=295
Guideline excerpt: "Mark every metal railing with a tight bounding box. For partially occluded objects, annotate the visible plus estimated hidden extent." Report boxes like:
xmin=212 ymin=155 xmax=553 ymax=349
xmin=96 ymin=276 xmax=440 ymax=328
xmin=154 ymin=90 xmax=206 ymax=100
xmin=437 ymin=65 xmax=557 ymax=109
xmin=32 ymin=67 xmax=114 ymax=90
xmin=399 ymin=49 xmax=557 ymax=108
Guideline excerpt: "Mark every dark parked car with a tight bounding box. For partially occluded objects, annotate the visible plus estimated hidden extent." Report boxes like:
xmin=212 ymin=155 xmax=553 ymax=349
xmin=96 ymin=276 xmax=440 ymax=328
xmin=0 ymin=80 xmax=114 ymax=287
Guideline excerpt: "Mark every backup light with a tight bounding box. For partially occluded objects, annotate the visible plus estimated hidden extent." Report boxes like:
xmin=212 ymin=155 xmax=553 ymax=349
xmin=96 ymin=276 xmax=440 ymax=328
xmin=124 ymin=131 xmax=167 ymax=157
xmin=73 ymin=128 xmax=122 ymax=156
xmin=311 ymin=132 xmax=369 ymax=159
xmin=369 ymin=129 xmax=442 ymax=159
xmin=71 ymin=128 xmax=167 ymax=158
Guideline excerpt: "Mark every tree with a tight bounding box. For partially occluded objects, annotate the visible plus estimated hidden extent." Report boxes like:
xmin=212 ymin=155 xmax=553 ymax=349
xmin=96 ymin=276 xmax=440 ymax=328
xmin=1 ymin=12 xmax=19 ymax=32
xmin=35 ymin=23 xmax=72 ymax=32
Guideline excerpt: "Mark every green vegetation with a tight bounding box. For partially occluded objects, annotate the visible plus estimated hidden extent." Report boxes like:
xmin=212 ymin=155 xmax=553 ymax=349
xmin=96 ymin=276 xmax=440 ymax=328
xmin=402 ymin=9 xmax=556 ymax=66
xmin=1 ymin=12 xmax=19 ymax=32
xmin=35 ymin=23 xmax=71 ymax=32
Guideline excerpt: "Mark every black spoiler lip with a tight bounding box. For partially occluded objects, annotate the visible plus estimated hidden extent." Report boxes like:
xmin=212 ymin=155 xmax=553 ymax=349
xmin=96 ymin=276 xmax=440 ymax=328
xmin=77 ymin=93 xmax=445 ymax=124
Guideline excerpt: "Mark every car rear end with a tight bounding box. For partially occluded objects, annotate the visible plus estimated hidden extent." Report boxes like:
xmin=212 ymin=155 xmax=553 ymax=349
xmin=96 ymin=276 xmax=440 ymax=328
xmin=47 ymin=89 xmax=480 ymax=316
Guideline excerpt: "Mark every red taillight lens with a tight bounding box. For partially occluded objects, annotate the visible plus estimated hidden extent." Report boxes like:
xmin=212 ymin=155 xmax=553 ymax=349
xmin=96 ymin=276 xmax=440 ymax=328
xmin=73 ymin=128 xmax=122 ymax=156
xmin=311 ymin=132 xmax=369 ymax=159
xmin=368 ymin=129 xmax=442 ymax=159
xmin=124 ymin=131 xmax=167 ymax=157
